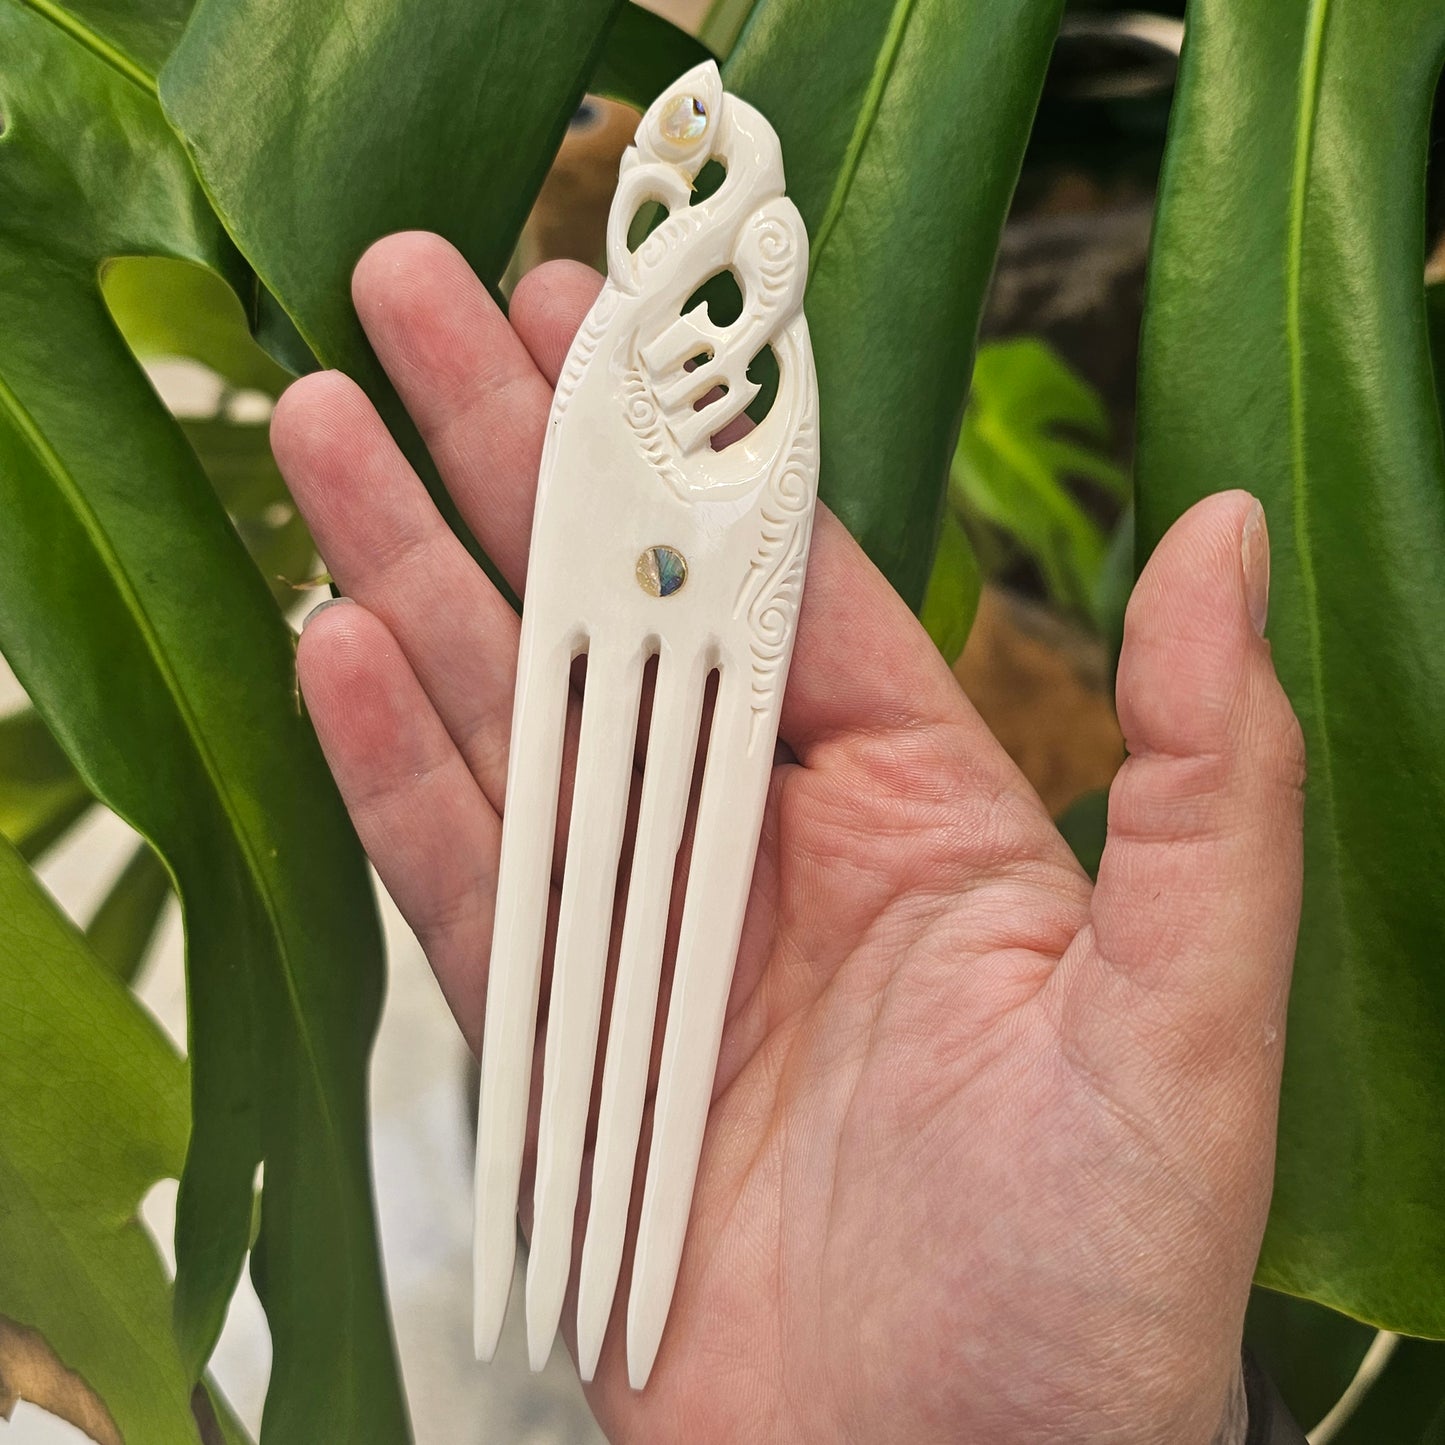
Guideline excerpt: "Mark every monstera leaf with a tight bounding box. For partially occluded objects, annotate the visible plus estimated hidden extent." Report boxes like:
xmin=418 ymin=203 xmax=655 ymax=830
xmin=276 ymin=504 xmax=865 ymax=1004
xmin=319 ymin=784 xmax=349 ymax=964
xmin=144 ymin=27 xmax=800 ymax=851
xmin=0 ymin=5 xmax=405 ymax=1440
xmin=0 ymin=837 xmax=244 ymax=1445
xmin=951 ymin=338 xmax=1127 ymax=622
xmin=724 ymin=0 xmax=1066 ymax=607
xmin=1138 ymin=0 xmax=1445 ymax=1334
xmin=919 ymin=511 xmax=982 ymax=662
xmin=591 ymin=7 xmax=714 ymax=112
xmin=103 ymin=256 xmax=291 ymax=396
xmin=180 ymin=417 xmax=317 ymax=605
xmin=86 ymin=842 xmax=175 ymax=984
xmin=700 ymin=0 xmax=760 ymax=56
xmin=0 ymin=709 xmax=93 ymax=862
xmin=159 ymin=0 xmax=631 ymax=551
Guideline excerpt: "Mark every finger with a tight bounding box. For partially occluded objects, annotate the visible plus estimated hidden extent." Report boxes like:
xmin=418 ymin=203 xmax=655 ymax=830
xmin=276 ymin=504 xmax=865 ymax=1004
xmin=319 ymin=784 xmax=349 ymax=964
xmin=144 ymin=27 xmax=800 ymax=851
xmin=1082 ymin=490 xmax=1305 ymax=1069
xmin=508 ymin=257 xmax=606 ymax=381
xmin=351 ymin=231 xmax=554 ymax=589
xmin=507 ymin=263 xmax=1023 ymax=777
xmin=272 ymin=370 xmax=522 ymax=814
xmin=296 ymin=597 xmax=500 ymax=1049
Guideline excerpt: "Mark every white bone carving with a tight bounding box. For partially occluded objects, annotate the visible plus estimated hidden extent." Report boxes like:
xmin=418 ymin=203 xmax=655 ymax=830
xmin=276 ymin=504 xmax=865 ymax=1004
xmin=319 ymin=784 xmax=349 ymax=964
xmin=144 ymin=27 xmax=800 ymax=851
xmin=473 ymin=60 xmax=819 ymax=1392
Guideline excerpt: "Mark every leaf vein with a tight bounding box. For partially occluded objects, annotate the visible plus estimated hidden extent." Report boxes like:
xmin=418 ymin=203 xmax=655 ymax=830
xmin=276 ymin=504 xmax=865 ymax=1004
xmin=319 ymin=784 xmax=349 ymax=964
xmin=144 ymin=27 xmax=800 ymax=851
xmin=808 ymin=0 xmax=919 ymax=278
xmin=15 ymin=0 xmax=154 ymax=94
xmin=1285 ymin=0 xmax=1339 ymax=871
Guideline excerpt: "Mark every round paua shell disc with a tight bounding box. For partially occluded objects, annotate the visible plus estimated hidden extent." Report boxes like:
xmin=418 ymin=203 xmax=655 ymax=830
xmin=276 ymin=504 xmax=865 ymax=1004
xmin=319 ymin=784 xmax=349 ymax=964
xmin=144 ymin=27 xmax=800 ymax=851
xmin=660 ymin=95 xmax=708 ymax=143
xmin=635 ymin=545 xmax=688 ymax=598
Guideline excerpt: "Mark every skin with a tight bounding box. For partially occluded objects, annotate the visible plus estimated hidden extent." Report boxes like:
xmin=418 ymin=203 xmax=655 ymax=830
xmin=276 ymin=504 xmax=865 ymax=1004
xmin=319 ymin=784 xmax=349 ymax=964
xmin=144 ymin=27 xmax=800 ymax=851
xmin=271 ymin=231 xmax=1306 ymax=1444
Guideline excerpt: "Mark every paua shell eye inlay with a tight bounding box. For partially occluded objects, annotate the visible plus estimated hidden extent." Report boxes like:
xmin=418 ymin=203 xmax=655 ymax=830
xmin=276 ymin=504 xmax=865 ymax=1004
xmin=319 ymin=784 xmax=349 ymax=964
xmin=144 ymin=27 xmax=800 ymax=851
xmin=636 ymin=545 xmax=688 ymax=598
xmin=660 ymin=94 xmax=708 ymax=143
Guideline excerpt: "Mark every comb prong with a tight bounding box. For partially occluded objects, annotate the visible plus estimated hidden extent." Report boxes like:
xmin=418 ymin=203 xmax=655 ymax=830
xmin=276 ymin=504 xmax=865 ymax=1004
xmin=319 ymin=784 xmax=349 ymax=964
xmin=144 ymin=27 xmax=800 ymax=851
xmin=473 ymin=630 xmax=576 ymax=1361
xmin=576 ymin=647 xmax=711 ymax=1382
xmin=526 ymin=641 xmax=647 ymax=1371
xmin=626 ymin=670 xmax=775 ymax=1389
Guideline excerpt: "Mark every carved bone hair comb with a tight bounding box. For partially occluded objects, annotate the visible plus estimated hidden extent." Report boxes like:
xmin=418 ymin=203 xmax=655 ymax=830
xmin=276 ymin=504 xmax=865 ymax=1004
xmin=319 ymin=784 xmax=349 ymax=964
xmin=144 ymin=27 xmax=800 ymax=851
xmin=472 ymin=60 xmax=818 ymax=1390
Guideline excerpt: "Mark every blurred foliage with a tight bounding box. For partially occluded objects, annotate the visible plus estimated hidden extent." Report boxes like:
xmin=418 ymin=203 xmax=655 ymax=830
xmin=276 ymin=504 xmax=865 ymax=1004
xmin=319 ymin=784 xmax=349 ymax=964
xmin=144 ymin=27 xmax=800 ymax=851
xmin=948 ymin=338 xmax=1127 ymax=628
xmin=725 ymin=0 xmax=1066 ymax=608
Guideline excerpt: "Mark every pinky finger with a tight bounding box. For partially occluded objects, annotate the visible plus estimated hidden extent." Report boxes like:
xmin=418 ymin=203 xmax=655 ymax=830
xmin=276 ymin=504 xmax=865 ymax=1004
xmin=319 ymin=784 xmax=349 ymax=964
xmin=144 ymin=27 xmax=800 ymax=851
xmin=298 ymin=597 xmax=500 ymax=1049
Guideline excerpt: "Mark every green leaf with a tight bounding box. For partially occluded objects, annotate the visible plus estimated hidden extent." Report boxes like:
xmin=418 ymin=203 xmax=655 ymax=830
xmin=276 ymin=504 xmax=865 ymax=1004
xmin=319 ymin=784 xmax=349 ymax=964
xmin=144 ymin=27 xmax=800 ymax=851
xmin=1137 ymin=0 xmax=1445 ymax=1333
xmin=919 ymin=510 xmax=981 ymax=662
xmin=724 ymin=0 xmax=1066 ymax=608
xmin=700 ymin=0 xmax=760 ymax=57
xmin=29 ymin=0 xmax=195 ymax=83
xmin=1090 ymin=504 xmax=1133 ymax=661
xmin=591 ymin=5 xmax=715 ymax=113
xmin=160 ymin=0 xmax=628 ymax=558
xmin=103 ymin=255 xmax=293 ymax=395
xmin=1244 ymin=1287 xmax=1375 ymax=1432
xmin=87 ymin=841 xmax=174 ymax=984
xmin=1428 ymin=282 xmax=1445 ymax=415
xmin=950 ymin=339 xmax=1124 ymax=619
xmin=0 ymin=835 xmax=197 ymax=1442
xmin=0 ymin=3 xmax=406 ymax=1433
xmin=0 ymin=708 xmax=93 ymax=862
xmin=181 ymin=417 xmax=317 ymax=604
xmin=102 ymin=260 xmax=318 ymax=607
xmin=250 ymin=294 xmax=320 ymax=380
xmin=1054 ymin=787 xmax=1107 ymax=880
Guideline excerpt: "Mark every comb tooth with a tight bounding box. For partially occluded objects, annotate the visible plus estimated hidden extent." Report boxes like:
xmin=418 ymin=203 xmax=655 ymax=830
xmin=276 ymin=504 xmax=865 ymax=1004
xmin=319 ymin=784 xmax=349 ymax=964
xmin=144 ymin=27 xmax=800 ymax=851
xmin=627 ymin=669 xmax=775 ymax=1389
xmin=526 ymin=641 xmax=646 ymax=1371
xmin=575 ymin=648 xmax=710 ymax=1382
xmin=473 ymin=630 xmax=576 ymax=1361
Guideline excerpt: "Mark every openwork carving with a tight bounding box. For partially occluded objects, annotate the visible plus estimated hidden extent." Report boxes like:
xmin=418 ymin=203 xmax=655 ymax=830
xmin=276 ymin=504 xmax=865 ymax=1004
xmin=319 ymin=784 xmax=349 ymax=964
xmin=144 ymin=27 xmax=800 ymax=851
xmin=599 ymin=62 xmax=813 ymax=503
xmin=588 ymin=63 xmax=819 ymax=746
xmin=533 ymin=58 xmax=819 ymax=735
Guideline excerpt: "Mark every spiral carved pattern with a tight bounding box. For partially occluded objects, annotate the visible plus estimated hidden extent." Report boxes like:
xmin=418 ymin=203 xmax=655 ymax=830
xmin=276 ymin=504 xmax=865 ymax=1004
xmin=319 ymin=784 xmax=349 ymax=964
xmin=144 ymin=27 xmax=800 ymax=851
xmin=733 ymin=350 xmax=817 ymax=752
xmin=614 ymin=199 xmax=808 ymax=498
xmin=745 ymin=212 xmax=795 ymax=306
xmin=620 ymin=348 xmax=689 ymax=497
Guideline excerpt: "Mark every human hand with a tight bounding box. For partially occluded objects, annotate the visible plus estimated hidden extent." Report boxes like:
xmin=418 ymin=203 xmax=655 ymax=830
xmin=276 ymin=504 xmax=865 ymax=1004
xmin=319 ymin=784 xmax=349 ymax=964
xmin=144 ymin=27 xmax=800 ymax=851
xmin=271 ymin=232 xmax=1305 ymax=1444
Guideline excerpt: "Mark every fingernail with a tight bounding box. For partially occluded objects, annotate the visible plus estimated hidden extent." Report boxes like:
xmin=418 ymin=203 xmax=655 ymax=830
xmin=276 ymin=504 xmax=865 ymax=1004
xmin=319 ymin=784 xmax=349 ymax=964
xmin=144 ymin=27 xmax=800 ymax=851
xmin=1241 ymin=500 xmax=1270 ymax=636
xmin=302 ymin=595 xmax=352 ymax=631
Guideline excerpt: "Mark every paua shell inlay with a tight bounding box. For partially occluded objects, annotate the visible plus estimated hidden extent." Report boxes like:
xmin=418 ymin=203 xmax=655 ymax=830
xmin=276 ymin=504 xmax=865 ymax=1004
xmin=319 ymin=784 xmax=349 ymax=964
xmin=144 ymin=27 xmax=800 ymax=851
xmin=635 ymin=545 xmax=688 ymax=598
xmin=659 ymin=94 xmax=708 ymax=143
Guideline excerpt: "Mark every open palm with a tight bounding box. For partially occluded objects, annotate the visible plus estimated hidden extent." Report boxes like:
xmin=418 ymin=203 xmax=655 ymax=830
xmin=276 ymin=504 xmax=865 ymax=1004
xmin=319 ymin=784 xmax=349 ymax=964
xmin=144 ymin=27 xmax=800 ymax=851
xmin=272 ymin=233 xmax=1304 ymax=1445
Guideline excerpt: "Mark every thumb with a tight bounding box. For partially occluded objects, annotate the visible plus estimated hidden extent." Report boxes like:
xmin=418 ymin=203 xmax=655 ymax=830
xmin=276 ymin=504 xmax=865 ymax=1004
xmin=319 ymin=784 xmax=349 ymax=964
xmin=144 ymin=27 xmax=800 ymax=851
xmin=1080 ymin=489 xmax=1305 ymax=1089
xmin=1054 ymin=490 xmax=1305 ymax=1445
